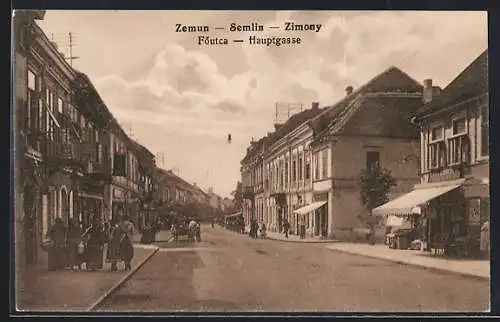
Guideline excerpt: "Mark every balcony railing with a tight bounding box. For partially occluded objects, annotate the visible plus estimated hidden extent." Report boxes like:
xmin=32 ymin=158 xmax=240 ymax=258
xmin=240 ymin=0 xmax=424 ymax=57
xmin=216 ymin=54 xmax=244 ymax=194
xmin=242 ymin=186 xmax=255 ymax=199
xmin=44 ymin=132 xmax=86 ymax=167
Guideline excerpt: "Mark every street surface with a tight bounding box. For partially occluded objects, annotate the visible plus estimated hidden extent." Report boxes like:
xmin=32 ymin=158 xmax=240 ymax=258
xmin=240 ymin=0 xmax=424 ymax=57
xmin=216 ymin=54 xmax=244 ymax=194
xmin=98 ymin=225 xmax=489 ymax=312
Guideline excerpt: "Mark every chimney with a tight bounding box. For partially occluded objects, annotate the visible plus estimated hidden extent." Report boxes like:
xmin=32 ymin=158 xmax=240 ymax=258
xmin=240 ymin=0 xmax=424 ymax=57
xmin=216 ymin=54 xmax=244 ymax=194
xmin=345 ymin=86 xmax=353 ymax=96
xmin=423 ymin=79 xmax=433 ymax=104
xmin=274 ymin=124 xmax=283 ymax=131
xmin=311 ymin=102 xmax=319 ymax=110
xmin=193 ymin=182 xmax=197 ymax=187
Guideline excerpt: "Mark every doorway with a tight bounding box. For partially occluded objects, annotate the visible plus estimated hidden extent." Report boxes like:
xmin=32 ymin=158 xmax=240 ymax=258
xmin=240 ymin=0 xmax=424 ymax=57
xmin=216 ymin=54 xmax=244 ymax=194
xmin=23 ymin=185 xmax=37 ymax=265
xmin=61 ymin=189 xmax=69 ymax=227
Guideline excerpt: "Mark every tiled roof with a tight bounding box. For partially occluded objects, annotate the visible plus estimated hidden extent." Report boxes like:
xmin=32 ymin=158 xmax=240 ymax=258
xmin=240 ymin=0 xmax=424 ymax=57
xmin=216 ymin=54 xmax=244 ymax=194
xmin=241 ymin=107 xmax=324 ymax=163
xmin=311 ymin=66 xmax=423 ymax=144
xmin=414 ymin=49 xmax=488 ymax=118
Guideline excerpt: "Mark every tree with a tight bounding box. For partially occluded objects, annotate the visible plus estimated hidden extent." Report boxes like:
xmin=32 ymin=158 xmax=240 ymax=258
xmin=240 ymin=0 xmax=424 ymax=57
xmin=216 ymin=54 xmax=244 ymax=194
xmin=358 ymin=166 xmax=397 ymax=245
xmin=231 ymin=181 xmax=243 ymax=212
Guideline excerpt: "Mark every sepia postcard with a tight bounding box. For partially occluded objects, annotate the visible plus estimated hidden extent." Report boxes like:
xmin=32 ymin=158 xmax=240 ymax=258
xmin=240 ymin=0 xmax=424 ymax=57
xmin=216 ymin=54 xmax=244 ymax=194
xmin=11 ymin=10 xmax=490 ymax=314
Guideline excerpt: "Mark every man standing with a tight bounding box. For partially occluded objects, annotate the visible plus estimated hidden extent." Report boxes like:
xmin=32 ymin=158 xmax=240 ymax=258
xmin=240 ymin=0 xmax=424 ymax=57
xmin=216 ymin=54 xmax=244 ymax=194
xmin=283 ymin=219 xmax=290 ymax=238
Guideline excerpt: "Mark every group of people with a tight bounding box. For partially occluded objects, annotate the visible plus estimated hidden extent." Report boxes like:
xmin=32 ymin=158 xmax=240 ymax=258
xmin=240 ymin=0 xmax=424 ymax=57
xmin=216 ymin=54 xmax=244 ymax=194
xmin=45 ymin=214 xmax=135 ymax=272
xmin=249 ymin=220 xmax=267 ymax=239
xmin=170 ymin=217 xmax=201 ymax=242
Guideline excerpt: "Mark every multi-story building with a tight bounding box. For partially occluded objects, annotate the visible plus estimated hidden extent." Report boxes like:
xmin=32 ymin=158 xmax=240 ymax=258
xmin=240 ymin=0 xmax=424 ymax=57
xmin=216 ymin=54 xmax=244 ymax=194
xmin=241 ymin=66 xmax=425 ymax=240
xmin=374 ymin=50 xmax=489 ymax=251
xmin=307 ymin=67 xmax=424 ymax=240
xmin=130 ymin=139 xmax=157 ymax=230
xmin=14 ymin=11 xmax=114 ymax=275
xmin=107 ymin=120 xmax=142 ymax=225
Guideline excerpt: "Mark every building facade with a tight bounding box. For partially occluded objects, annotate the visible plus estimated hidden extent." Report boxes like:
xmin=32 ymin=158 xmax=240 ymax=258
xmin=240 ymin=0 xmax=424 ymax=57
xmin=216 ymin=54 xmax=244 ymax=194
xmin=374 ymin=50 xmax=489 ymax=251
xmin=241 ymin=67 xmax=425 ymax=240
xmin=14 ymin=12 xmax=114 ymax=275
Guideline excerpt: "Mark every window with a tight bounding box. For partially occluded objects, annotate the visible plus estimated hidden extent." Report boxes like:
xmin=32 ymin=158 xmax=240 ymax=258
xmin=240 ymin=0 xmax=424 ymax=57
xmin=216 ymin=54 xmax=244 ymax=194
xmin=448 ymin=136 xmax=469 ymax=165
xmin=292 ymin=160 xmax=297 ymax=182
xmin=314 ymin=153 xmax=319 ymax=180
xmin=305 ymin=157 xmax=311 ymax=180
xmin=284 ymin=161 xmax=289 ymax=187
xmin=429 ymin=142 xmax=445 ymax=169
xmin=366 ymin=151 xmax=380 ymax=172
xmin=28 ymin=70 xmax=36 ymax=91
xmin=452 ymin=117 xmax=467 ymax=136
xmin=431 ymin=125 xmax=444 ymax=142
xmin=298 ymin=156 xmax=303 ymax=181
xmin=322 ymin=150 xmax=328 ymax=178
xmin=57 ymin=97 xmax=63 ymax=114
xmin=428 ymin=125 xmax=445 ymax=169
xmin=481 ymin=106 xmax=489 ymax=156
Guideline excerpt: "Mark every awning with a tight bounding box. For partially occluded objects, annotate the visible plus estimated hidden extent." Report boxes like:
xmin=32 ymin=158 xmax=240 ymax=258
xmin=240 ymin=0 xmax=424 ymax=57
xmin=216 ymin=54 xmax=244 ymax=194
xmin=386 ymin=215 xmax=404 ymax=227
xmin=372 ymin=179 xmax=465 ymax=217
xmin=293 ymin=201 xmax=327 ymax=215
xmin=225 ymin=212 xmax=242 ymax=218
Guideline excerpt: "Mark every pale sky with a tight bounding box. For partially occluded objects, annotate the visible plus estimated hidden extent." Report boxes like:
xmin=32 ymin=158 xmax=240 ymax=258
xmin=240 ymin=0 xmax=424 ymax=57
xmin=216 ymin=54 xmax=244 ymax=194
xmin=37 ymin=10 xmax=488 ymax=198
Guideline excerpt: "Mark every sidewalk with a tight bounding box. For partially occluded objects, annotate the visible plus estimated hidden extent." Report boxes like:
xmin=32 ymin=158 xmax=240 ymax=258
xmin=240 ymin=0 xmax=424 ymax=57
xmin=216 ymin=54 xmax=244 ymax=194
xmin=266 ymin=231 xmax=338 ymax=243
xmin=325 ymin=243 xmax=490 ymax=280
xmin=17 ymin=245 xmax=158 ymax=312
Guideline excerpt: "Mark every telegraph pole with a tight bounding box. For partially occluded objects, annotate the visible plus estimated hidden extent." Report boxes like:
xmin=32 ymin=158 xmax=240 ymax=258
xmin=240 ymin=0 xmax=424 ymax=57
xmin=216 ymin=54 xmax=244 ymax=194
xmin=67 ymin=32 xmax=79 ymax=67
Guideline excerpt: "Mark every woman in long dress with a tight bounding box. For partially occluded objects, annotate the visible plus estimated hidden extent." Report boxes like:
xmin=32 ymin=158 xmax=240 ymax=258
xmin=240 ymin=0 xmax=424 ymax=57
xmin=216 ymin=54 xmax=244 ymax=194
xmin=67 ymin=218 xmax=84 ymax=270
xmin=119 ymin=215 xmax=135 ymax=271
xmin=106 ymin=218 xmax=122 ymax=271
xmin=83 ymin=216 xmax=105 ymax=271
xmin=47 ymin=218 xmax=67 ymax=271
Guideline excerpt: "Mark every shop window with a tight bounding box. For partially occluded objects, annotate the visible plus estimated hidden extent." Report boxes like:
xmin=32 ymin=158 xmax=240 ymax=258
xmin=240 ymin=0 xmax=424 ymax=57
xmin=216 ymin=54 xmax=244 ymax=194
xmin=481 ymin=106 xmax=489 ymax=157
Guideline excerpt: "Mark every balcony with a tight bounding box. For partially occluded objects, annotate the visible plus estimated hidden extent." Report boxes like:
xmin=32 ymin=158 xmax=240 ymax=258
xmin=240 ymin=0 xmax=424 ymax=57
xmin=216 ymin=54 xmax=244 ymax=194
xmin=242 ymin=186 xmax=255 ymax=200
xmin=86 ymin=160 xmax=112 ymax=182
xmin=44 ymin=137 xmax=86 ymax=168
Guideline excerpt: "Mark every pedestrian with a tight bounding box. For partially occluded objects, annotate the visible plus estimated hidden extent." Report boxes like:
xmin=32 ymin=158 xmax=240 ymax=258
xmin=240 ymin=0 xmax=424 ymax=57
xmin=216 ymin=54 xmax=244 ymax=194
xmin=260 ymin=222 xmax=267 ymax=239
xmin=67 ymin=218 xmax=84 ymax=270
xmin=46 ymin=217 xmax=67 ymax=271
xmin=82 ymin=215 xmax=105 ymax=271
xmin=119 ymin=215 xmax=135 ymax=271
xmin=188 ymin=219 xmax=198 ymax=242
xmin=283 ymin=219 xmax=289 ymax=238
xmin=480 ymin=220 xmax=490 ymax=259
xmin=106 ymin=217 xmax=122 ymax=272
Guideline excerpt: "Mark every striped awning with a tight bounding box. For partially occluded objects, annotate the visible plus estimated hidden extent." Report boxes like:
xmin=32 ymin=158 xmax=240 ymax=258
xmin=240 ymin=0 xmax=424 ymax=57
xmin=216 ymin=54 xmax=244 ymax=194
xmin=373 ymin=179 xmax=465 ymax=217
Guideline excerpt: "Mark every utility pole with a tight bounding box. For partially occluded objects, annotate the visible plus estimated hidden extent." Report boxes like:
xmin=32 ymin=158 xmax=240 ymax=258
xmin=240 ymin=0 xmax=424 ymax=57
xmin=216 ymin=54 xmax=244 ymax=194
xmin=67 ymin=32 xmax=79 ymax=67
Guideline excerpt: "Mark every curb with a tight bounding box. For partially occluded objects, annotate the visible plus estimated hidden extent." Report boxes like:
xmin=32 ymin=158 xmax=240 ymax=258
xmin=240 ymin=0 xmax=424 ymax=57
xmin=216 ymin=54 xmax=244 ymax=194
xmin=86 ymin=246 xmax=160 ymax=312
xmin=325 ymin=246 xmax=490 ymax=281
xmin=266 ymin=235 xmax=339 ymax=244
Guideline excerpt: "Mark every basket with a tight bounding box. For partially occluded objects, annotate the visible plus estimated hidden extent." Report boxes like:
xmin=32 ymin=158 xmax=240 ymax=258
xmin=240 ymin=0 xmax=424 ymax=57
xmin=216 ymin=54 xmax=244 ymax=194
xmin=41 ymin=239 xmax=54 ymax=251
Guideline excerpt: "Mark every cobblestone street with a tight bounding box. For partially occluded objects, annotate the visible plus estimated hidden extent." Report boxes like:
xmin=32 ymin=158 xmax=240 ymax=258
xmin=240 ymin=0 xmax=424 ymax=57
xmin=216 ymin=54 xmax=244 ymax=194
xmin=98 ymin=226 xmax=489 ymax=312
